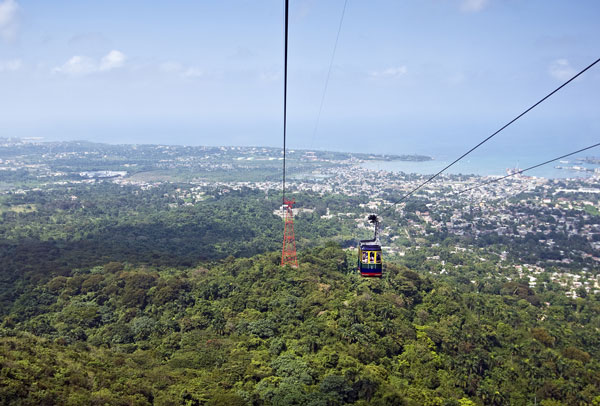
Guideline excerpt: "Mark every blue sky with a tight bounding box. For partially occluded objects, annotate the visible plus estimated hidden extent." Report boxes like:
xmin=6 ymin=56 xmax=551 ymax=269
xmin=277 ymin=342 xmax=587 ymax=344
xmin=0 ymin=0 xmax=599 ymax=156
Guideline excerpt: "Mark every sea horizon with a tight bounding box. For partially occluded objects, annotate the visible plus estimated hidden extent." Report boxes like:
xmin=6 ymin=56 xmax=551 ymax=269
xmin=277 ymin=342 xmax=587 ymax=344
xmin=362 ymin=154 xmax=598 ymax=179
xmin=8 ymin=134 xmax=599 ymax=180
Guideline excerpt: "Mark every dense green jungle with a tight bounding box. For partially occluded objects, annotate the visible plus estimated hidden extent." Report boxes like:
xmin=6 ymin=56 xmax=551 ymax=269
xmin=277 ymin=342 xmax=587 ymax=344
xmin=0 ymin=182 xmax=599 ymax=406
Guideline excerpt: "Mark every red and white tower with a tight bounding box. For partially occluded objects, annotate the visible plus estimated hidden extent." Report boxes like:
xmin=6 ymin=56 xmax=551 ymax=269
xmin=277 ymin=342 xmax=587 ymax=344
xmin=281 ymin=199 xmax=298 ymax=267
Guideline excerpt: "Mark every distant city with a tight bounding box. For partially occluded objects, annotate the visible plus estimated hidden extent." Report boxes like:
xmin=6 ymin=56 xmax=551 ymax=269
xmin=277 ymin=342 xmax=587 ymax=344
xmin=1 ymin=137 xmax=599 ymax=299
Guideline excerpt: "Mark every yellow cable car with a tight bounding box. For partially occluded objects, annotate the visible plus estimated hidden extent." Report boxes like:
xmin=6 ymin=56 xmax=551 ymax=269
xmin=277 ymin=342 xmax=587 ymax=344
xmin=358 ymin=214 xmax=382 ymax=277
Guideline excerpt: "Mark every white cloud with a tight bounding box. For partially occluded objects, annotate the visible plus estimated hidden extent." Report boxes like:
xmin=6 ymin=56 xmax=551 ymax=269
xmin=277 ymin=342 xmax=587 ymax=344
xmin=259 ymin=70 xmax=280 ymax=82
xmin=54 ymin=55 xmax=96 ymax=75
xmin=159 ymin=61 xmax=182 ymax=73
xmin=369 ymin=66 xmax=407 ymax=79
xmin=0 ymin=0 xmax=19 ymax=41
xmin=99 ymin=50 xmax=126 ymax=71
xmin=297 ymin=0 xmax=315 ymax=20
xmin=54 ymin=50 xmax=126 ymax=75
xmin=182 ymin=67 xmax=202 ymax=78
xmin=159 ymin=61 xmax=203 ymax=78
xmin=460 ymin=0 xmax=489 ymax=13
xmin=0 ymin=58 xmax=21 ymax=72
xmin=548 ymin=59 xmax=576 ymax=81
xmin=448 ymin=71 xmax=466 ymax=85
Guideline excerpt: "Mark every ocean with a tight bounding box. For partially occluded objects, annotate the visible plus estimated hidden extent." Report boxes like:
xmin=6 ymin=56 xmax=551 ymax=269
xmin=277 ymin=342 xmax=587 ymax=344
xmin=361 ymin=154 xmax=599 ymax=179
xmin=30 ymin=117 xmax=600 ymax=180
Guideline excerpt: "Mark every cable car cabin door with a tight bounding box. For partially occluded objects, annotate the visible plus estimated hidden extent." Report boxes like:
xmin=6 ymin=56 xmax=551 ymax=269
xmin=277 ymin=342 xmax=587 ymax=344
xmin=358 ymin=244 xmax=382 ymax=277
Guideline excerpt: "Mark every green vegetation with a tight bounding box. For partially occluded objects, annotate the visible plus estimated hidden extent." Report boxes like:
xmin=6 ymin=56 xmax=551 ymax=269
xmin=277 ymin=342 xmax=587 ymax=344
xmin=2 ymin=245 xmax=599 ymax=405
xmin=584 ymin=204 xmax=600 ymax=216
xmin=0 ymin=181 xmax=598 ymax=405
xmin=0 ymin=204 xmax=36 ymax=214
xmin=1 ymin=140 xmax=599 ymax=405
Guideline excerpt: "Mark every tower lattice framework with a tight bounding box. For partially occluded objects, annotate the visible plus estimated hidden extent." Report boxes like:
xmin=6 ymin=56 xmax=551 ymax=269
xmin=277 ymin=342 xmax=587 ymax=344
xmin=281 ymin=199 xmax=298 ymax=267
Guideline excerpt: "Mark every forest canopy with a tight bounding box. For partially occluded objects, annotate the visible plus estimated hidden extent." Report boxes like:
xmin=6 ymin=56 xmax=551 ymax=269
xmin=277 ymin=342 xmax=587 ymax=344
xmin=1 ymin=243 xmax=599 ymax=405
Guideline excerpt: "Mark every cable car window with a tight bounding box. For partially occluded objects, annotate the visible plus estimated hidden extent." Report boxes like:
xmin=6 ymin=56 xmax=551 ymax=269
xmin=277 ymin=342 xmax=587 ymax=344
xmin=369 ymin=251 xmax=375 ymax=263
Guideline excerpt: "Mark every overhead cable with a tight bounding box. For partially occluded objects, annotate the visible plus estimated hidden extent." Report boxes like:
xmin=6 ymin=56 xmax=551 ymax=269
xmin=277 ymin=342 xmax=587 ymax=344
xmin=395 ymin=57 xmax=600 ymax=204
xmin=309 ymin=0 xmax=349 ymax=149
xmin=283 ymin=0 xmax=289 ymax=205
xmin=455 ymin=141 xmax=600 ymax=196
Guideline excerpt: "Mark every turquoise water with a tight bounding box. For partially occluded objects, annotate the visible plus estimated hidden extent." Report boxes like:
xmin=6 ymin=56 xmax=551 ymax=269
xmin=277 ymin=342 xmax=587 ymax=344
xmin=362 ymin=155 xmax=598 ymax=179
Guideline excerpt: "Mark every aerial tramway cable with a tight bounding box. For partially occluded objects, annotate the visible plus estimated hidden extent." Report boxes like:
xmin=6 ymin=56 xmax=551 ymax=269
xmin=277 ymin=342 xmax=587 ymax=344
xmin=280 ymin=0 xmax=299 ymax=268
xmin=309 ymin=0 xmax=349 ymax=150
xmin=282 ymin=0 xmax=289 ymax=205
xmin=394 ymin=57 xmax=600 ymax=204
xmin=454 ymin=142 xmax=600 ymax=197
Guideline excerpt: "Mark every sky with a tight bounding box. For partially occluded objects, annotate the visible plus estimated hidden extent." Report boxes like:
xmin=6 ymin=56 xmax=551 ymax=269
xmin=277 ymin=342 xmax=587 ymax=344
xmin=0 ymin=0 xmax=599 ymax=157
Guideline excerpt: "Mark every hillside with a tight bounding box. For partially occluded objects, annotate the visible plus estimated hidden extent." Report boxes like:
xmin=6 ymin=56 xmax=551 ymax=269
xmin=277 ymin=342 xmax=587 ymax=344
xmin=1 ymin=141 xmax=600 ymax=405
xmin=2 ymin=244 xmax=599 ymax=405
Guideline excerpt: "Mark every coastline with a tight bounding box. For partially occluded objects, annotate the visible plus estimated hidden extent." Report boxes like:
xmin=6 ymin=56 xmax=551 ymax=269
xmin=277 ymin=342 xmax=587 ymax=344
xmin=362 ymin=157 xmax=599 ymax=179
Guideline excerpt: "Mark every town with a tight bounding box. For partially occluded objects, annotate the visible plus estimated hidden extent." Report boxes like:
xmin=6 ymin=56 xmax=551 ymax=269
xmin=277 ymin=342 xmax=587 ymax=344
xmin=2 ymin=137 xmax=599 ymax=298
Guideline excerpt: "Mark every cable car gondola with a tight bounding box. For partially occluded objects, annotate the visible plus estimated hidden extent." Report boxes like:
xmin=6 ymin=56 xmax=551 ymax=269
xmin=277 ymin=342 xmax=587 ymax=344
xmin=358 ymin=214 xmax=382 ymax=277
